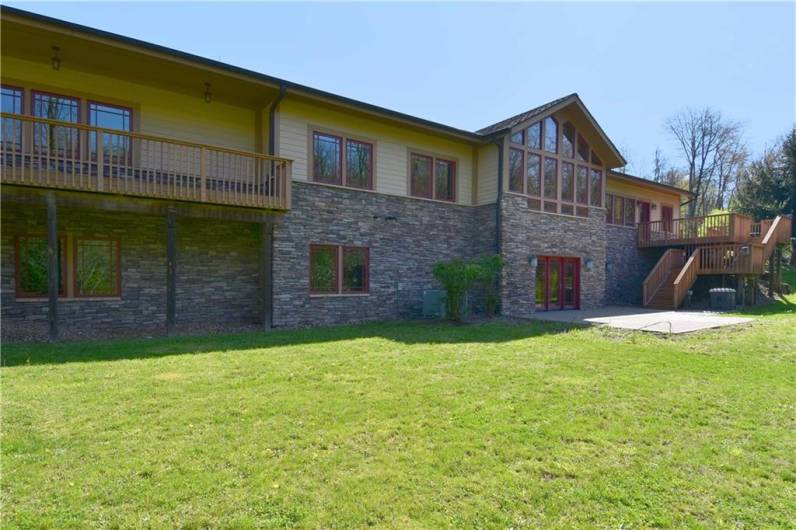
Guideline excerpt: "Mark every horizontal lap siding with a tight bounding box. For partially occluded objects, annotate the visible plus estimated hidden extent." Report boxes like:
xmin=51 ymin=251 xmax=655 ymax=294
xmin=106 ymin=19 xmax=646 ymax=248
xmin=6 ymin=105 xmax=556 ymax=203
xmin=278 ymin=99 xmax=474 ymax=204
xmin=476 ymin=144 xmax=498 ymax=205
xmin=2 ymin=56 xmax=256 ymax=151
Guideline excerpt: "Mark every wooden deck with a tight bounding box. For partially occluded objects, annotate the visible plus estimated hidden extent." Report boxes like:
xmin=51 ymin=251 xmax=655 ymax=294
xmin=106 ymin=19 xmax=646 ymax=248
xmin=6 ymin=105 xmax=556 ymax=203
xmin=1 ymin=113 xmax=292 ymax=210
xmin=637 ymin=212 xmax=757 ymax=248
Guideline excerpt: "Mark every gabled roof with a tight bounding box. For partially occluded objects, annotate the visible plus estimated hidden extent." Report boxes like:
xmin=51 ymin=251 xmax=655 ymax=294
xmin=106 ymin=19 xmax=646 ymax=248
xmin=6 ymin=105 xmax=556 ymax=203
xmin=476 ymin=93 xmax=576 ymax=135
xmin=478 ymin=93 xmax=627 ymax=168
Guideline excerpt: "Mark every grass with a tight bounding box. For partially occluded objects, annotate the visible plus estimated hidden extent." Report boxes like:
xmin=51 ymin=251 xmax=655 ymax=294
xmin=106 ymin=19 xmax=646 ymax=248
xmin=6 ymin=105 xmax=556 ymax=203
xmin=2 ymin=287 xmax=796 ymax=528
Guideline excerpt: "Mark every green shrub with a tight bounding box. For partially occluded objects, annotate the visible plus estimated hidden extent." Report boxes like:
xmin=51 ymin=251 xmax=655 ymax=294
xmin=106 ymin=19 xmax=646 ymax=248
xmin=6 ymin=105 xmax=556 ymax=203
xmin=432 ymin=254 xmax=503 ymax=321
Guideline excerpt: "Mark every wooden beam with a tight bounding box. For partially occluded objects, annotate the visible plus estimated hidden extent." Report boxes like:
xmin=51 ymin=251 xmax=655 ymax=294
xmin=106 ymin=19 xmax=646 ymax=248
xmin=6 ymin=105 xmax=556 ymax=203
xmin=166 ymin=208 xmax=177 ymax=334
xmin=46 ymin=193 xmax=58 ymax=342
xmin=261 ymin=222 xmax=274 ymax=330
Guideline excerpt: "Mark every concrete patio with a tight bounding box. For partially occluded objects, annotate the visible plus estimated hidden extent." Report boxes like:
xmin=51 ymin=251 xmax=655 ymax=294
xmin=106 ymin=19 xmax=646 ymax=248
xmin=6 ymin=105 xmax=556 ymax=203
xmin=531 ymin=305 xmax=753 ymax=334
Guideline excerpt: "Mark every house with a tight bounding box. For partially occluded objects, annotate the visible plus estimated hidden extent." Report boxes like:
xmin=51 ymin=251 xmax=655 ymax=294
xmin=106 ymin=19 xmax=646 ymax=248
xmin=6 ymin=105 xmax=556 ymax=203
xmin=1 ymin=7 xmax=790 ymax=341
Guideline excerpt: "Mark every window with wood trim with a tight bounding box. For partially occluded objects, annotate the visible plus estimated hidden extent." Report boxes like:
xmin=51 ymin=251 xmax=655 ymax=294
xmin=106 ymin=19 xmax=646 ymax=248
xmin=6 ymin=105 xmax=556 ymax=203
xmin=1 ymin=86 xmax=23 ymax=152
xmin=74 ymin=238 xmax=121 ymax=297
xmin=310 ymin=244 xmax=369 ymax=295
xmin=89 ymin=101 xmax=132 ymax=164
xmin=606 ymin=193 xmax=638 ymax=227
xmin=15 ymin=236 xmax=65 ymax=298
xmin=31 ymin=91 xmax=80 ymax=157
xmin=410 ymin=152 xmax=456 ymax=202
xmin=312 ymin=131 xmax=374 ymax=190
xmin=507 ymin=115 xmax=604 ymax=218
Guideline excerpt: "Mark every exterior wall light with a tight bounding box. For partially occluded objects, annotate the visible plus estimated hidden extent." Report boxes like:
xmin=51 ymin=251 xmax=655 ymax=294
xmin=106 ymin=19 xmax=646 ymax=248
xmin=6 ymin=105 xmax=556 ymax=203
xmin=584 ymin=258 xmax=594 ymax=271
xmin=204 ymin=82 xmax=212 ymax=104
xmin=51 ymin=46 xmax=61 ymax=71
xmin=528 ymin=255 xmax=538 ymax=268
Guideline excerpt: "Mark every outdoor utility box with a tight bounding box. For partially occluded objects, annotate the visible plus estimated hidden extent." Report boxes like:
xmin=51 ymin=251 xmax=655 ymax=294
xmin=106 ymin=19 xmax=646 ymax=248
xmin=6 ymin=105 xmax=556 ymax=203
xmin=422 ymin=289 xmax=447 ymax=317
xmin=709 ymin=288 xmax=736 ymax=311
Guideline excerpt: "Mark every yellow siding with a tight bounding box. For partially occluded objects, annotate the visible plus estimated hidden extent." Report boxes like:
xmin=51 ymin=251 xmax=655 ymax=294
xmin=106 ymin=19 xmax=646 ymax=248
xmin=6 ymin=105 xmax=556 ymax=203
xmin=1 ymin=56 xmax=256 ymax=151
xmin=278 ymin=98 xmax=475 ymax=204
xmin=606 ymin=176 xmax=684 ymax=222
xmin=476 ymin=144 xmax=498 ymax=205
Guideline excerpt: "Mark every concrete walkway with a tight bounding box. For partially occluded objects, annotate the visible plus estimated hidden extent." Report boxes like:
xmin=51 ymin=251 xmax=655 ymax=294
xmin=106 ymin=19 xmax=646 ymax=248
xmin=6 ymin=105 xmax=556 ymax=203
xmin=531 ymin=305 xmax=753 ymax=334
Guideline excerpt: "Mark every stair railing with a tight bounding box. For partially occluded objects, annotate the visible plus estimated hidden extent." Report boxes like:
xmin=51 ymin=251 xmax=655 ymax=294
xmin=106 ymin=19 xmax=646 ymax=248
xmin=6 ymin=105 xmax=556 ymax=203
xmin=673 ymin=248 xmax=701 ymax=310
xmin=642 ymin=249 xmax=685 ymax=306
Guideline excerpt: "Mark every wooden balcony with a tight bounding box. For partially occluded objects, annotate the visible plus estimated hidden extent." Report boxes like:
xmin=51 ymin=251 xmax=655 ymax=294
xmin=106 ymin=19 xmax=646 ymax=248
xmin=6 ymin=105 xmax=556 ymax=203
xmin=637 ymin=212 xmax=755 ymax=248
xmin=0 ymin=112 xmax=292 ymax=211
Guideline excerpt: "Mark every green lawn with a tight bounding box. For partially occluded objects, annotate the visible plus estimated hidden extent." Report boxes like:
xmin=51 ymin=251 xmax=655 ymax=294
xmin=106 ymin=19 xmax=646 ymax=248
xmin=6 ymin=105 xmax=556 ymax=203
xmin=2 ymin=291 xmax=795 ymax=528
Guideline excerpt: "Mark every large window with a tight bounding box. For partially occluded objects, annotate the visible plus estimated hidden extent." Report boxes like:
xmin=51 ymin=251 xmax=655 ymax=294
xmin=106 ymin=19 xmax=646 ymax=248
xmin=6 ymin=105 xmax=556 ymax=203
xmin=1 ymin=86 xmax=23 ymax=151
xmin=312 ymin=130 xmax=374 ymax=190
xmin=508 ymin=116 xmax=605 ymax=218
xmin=310 ymin=244 xmax=369 ymax=295
xmin=32 ymin=91 xmax=80 ymax=157
xmin=89 ymin=102 xmax=132 ymax=164
xmin=15 ymin=236 xmax=65 ymax=298
xmin=606 ymin=193 xmax=638 ymax=227
xmin=410 ymin=152 xmax=456 ymax=202
xmin=74 ymin=238 xmax=121 ymax=297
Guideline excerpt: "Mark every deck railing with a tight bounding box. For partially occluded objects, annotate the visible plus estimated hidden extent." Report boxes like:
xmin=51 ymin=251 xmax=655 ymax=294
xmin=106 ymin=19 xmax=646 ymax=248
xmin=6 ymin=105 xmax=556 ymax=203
xmin=697 ymin=243 xmax=765 ymax=275
xmin=642 ymin=248 xmax=684 ymax=306
xmin=672 ymin=249 xmax=700 ymax=310
xmin=637 ymin=212 xmax=754 ymax=247
xmin=0 ymin=112 xmax=292 ymax=210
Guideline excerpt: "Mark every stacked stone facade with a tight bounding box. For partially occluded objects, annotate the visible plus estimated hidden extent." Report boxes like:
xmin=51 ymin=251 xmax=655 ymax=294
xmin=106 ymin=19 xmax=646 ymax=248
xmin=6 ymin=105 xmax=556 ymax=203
xmin=500 ymin=193 xmax=607 ymax=317
xmin=604 ymin=225 xmax=663 ymax=306
xmin=272 ymin=182 xmax=496 ymax=328
xmin=1 ymin=203 xmax=261 ymax=340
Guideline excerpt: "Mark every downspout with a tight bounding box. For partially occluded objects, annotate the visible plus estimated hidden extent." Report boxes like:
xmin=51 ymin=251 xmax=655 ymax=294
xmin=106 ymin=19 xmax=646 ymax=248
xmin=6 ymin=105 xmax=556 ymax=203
xmin=495 ymin=137 xmax=504 ymax=255
xmin=267 ymin=85 xmax=287 ymax=155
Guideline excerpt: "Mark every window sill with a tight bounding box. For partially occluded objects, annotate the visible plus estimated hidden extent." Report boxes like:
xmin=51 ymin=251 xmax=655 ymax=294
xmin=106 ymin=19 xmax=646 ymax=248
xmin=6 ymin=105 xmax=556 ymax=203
xmin=15 ymin=297 xmax=122 ymax=302
xmin=309 ymin=293 xmax=370 ymax=298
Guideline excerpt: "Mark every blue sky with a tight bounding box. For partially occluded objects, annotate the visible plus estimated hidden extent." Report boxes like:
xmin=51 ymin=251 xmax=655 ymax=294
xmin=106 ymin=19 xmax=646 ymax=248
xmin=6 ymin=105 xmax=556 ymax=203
xmin=9 ymin=2 xmax=795 ymax=176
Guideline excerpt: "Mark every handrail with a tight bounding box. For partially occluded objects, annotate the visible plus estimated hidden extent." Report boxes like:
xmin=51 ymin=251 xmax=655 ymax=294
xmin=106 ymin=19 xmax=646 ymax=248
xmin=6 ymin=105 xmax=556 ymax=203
xmin=0 ymin=112 xmax=293 ymax=210
xmin=697 ymin=243 xmax=765 ymax=275
xmin=637 ymin=212 xmax=754 ymax=247
xmin=673 ymin=249 xmax=700 ymax=310
xmin=642 ymin=248 xmax=684 ymax=306
xmin=0 ymin=112 xmax=290 ymax=162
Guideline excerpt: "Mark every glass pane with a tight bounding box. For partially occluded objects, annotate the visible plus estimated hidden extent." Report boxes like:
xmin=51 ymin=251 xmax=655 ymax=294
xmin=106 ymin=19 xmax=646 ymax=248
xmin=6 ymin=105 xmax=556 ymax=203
xmin=606 ymin=194 xmax=613 ymax=223
xmin=18 ymin=237 xmax=63 ymax=296
xmin=1 ymin=87 xmax=23 ymax=150
xmin=548 ymin=259 xmax=560 ymax=307
xmin=510 ymin=130 xmax=524 ymax=145
xmin=535 ymin=259 xmax=546 ymax=309
xmin=590 ymin=169 xmax=602 ymax=207
xmin=76 ymin=239 xmax=118 ymax=296
xmin=561 ymin=162 xmax=574 ymax=202
xmin=508 ymin=148 xmax=523 ymax=193
xmin=544 ymin=117 xmax=558 ymax=153
xmin=527 ymin=154 xmax=541 ymax=197
xmin=310 ymin=246 xmax=337 ymax=293
xmin=526 ymin=122 xmax=541 ymax=150
xmin=563 ymin=261 xmax=576 ymax=307
xmin=576 ymin=166 xmax=589 ymax=205
xmin=562 ymin=122 xmax=575 ymax=158
xmin=313 ymin=133 xmax=342 ymax=184
xmin=32 ymin=92 xmax=80 ymax=156
xmin=410 ymin=154 xmax=433 ymax=198
xmin=577 ymin=133 xmax=589 ymax=162
xmin=435 ymin=160 xmax=455 ymax=201
xmin=561 ymin=204 xmax=574 ymax=216
xmin=543 ymin=158 xmax=557 ymax=200
xmin=342 ymin=247 xmax=367 ymax=292
xmin=624 ymin=198 xmax=636 ymax=226
xmin=89 ymin=103 xmax=132 ymax=163
xmin=613 ymin=195 xmax=624 ymax=225
xmin=346 ymin=139 xmax=372 ymax=189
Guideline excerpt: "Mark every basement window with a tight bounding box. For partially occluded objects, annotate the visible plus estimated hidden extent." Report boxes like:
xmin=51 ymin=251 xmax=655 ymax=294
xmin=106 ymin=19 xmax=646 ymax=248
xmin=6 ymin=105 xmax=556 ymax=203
xmin=310 ymin=244 xmax=369 ymax=295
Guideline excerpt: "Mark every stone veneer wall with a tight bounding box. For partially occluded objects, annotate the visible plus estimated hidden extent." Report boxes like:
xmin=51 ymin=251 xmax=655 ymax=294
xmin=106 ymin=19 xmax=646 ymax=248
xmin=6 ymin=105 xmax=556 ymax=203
xmin=604 ymin=225 xmax=664 ymax=306
xmin=272 ymin=182 xmax=497 ymax=328
xmin=1 ymin=203 xmax=261 ymax=340
xmin=500 ymin=194 xmax=607 ymax=317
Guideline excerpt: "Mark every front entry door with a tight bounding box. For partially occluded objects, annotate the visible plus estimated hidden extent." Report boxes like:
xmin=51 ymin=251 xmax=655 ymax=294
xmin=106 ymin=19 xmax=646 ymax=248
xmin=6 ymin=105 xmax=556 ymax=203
xmin=535 ymin=256 xmax=580 ymax=311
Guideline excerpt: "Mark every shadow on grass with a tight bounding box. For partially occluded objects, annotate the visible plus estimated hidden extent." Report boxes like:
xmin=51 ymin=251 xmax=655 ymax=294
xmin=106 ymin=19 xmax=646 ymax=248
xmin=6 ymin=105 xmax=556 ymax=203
xmin=1 ymin=318 xmax=584 ymax=367
xmin=735 ymin=295 xmax=795 ymax=316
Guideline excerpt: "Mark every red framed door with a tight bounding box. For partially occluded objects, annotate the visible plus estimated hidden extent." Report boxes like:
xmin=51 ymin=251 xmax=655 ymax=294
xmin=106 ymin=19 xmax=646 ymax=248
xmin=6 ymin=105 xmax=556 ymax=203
xmin=535 ymin=256 xmax=580 ymax=311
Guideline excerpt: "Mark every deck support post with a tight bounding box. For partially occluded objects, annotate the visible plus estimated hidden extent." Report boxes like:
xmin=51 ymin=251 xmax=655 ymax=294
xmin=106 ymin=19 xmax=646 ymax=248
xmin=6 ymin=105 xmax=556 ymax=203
xmin=46 ymin=193 xmax=58 ymax=342
xmin=261 ymin=221 xmax=274 ymax=330
xmin=166 ymin=208 xmax=177 ymax=334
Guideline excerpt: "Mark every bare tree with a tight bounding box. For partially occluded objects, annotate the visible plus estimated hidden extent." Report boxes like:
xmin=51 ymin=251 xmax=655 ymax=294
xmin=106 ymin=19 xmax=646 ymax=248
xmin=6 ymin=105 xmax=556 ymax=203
xmin=666 ymin=108 xmax=745 ymax=216
xmin=712 ymin=129 xmax=748 ymax=210
xmin=652 ymin=147 xmax=688 ymax=188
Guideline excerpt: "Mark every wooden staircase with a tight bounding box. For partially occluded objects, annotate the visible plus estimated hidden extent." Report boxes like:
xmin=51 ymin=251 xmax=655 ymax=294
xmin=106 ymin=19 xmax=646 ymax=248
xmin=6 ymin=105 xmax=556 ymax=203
xmin=641 ymin=215 xmax=792 ymax=310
